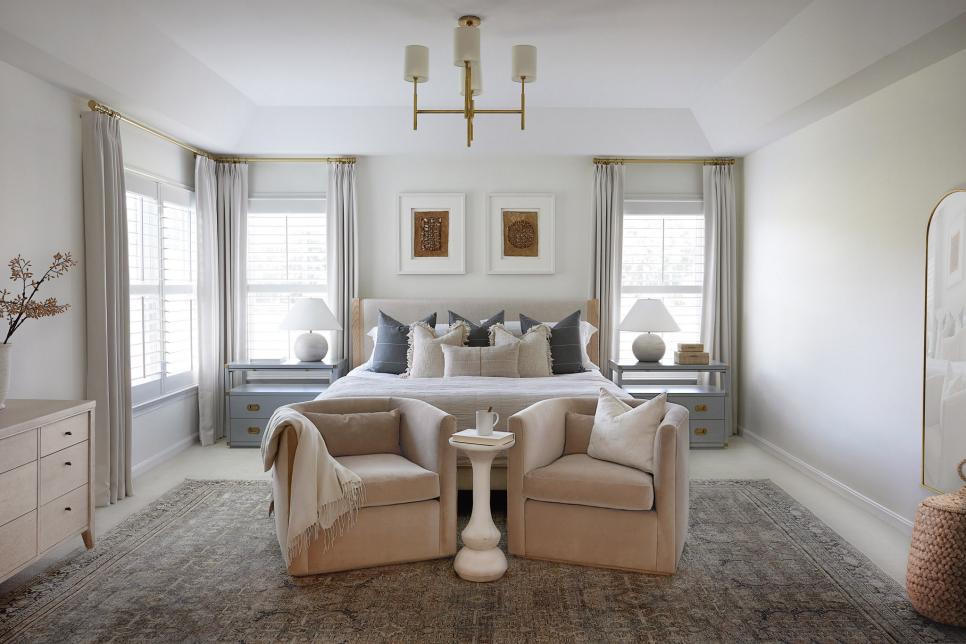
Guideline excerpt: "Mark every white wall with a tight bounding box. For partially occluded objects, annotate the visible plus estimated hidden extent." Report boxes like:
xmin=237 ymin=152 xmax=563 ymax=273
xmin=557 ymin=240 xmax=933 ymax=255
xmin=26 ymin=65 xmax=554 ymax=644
xmin=250 ymin=157 xmax=702 ymax=302
xmin=0 ymin=61 xmax=85 ymax=400
xmin=742 ymin=48 xmax=966 ymax=523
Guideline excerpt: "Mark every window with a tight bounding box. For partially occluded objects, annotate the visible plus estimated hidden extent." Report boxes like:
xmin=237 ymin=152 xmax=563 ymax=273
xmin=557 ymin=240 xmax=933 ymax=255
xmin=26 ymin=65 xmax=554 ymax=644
xmin=246 ymin=197 xmax=327 ymax=362
xmin=619 ymin=198 xmax=705 ymax=365
xmin=126 ymin=172 xmax=198 ymax=405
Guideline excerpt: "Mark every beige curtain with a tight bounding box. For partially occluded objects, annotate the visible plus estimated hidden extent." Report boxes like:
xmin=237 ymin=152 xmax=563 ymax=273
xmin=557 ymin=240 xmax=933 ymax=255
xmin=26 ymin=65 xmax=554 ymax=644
xmin=327 ymin=162 xmax=358 ymax=363
xmin=592 ymin=162 xmax=625 ymax=365
xmin=81 ymin=111 xmax=133 ymax=506
xmin=700 ymin=164 xmax=738 ymax=432
xmin=196 ymin=158 xmax=248 ymax=446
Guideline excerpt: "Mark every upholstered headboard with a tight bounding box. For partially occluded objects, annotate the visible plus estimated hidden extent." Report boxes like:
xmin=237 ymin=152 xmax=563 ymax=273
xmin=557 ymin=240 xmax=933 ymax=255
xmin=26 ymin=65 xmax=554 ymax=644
xmin=350 ymin=298 xmax=600 ymax=369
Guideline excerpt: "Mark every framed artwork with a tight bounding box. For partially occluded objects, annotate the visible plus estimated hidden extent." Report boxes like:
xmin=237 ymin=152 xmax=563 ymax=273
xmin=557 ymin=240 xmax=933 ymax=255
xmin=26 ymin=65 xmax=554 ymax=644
xmin=397 ymin=193 xmax=465 ymax=274
xmin=486 ymin=193 xmax=555 ymax=274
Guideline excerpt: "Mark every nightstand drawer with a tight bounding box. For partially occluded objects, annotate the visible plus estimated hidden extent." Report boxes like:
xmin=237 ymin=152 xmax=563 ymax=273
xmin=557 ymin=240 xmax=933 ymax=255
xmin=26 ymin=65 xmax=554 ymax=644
xmin=230 ymin=419 xmax=268 ymax=446
xmin=689 ymin=420 xmax=726 ymax=446
xmin=39 ymin=485 xmax=88 ymax=551
xmin=667 ymin=396 xmax=724 ymax=419
xmin=229 ymin=395 xmax=319 ymax=419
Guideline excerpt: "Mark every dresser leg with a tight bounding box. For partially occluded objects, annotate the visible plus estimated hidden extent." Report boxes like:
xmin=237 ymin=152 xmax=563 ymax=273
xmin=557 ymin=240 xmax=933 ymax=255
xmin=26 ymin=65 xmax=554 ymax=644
xmin=82 ymin=529 xmax=94 ymax=550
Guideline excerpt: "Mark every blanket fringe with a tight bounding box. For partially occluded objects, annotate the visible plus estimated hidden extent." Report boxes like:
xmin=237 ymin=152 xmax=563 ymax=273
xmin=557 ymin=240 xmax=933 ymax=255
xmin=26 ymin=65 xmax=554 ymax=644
xmin=285 ymin=478 xmax=366 ymax=564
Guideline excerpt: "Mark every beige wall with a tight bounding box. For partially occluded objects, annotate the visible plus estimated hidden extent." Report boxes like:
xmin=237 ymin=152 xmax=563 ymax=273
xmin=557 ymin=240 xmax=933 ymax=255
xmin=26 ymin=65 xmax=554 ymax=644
xmin=741 ymin=48 xmax=966 ymax=522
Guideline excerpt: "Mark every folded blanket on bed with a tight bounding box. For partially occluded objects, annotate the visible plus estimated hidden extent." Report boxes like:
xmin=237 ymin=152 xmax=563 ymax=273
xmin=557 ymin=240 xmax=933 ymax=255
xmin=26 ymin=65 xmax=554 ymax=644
xmin=261 ymin=406 xmax=365 ymax=565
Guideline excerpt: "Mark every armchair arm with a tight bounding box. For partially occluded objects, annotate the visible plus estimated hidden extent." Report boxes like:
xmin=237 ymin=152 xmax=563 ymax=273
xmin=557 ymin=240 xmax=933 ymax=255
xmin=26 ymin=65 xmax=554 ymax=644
xmin=652 ymin=403 xmax=690 ymax=574
xmin=507 ymin=397 xmax=573 ymax=555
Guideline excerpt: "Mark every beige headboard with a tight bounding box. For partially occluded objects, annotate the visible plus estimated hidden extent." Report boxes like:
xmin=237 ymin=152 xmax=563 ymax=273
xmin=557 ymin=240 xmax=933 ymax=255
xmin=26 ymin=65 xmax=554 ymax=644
xmin=351 ymin=298 xmax=600 ymax=370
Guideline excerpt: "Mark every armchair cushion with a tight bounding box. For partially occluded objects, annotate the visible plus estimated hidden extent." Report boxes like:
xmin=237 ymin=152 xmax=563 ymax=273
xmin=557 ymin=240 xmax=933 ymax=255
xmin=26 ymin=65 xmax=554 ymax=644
xmin=523 ymin=454 xmax=654 ymax=511
xmin=336 ymin=453 xmax=440 ymax=508
xmin=303 ymin=409 xmax=401 ymax=457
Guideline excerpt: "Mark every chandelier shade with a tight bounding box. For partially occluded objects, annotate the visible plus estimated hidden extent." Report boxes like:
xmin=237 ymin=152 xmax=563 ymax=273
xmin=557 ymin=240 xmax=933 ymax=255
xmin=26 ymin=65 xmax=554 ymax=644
xmin=512 ymin=45 xmax=537 ymax=83
xmin=453 ymin=25 xmax=481 ymax=65
xmin=459 ymin=61 xmax=482 ymax=96
xmin=403 ymin=45 xmax=429 ymax=83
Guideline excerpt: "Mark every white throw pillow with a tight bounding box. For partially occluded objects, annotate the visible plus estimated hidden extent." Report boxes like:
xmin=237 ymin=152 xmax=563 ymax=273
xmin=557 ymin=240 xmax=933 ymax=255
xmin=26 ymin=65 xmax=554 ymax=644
xmin=406 ymin=321 xmax=468 ymax=378
xmin=441 ymin=344 xmax=520 ymax=377
xmin=490 ymin=323 xmax=552 ymax=377
xmin=587 ymin=388 xmax=667 ymax=473
xmin=500 ymin=319 xmax=598 ymax=369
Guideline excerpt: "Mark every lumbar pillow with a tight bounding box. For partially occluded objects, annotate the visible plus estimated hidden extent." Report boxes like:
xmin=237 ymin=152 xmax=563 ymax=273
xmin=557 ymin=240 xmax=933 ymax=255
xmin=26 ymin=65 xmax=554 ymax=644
xmin=369 ymin=310 xmax=437 ymax=374
xmin=407 ymin=321 xmax=468 ymax=378
xmin=303 ymin=409 xmax=400 ymax=457
xmin=563 ymin=412 xmax=594 ymax=455
xmin=521 ymin=310 xmax=586 ymax=374
xmin=588 ymin=388 xmax=667 ymax=473
xmin=490 ymin=323 xmax=552 ymax=377
xmin=449 ymin=310 xmax=505 ymax=347
xmin=441 ymin=343 xmax=520 ymax=377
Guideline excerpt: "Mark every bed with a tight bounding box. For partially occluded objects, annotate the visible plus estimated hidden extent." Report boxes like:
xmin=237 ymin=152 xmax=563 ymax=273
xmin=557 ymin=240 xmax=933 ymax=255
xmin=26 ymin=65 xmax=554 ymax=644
xmin=318 ymin=297 xmax=631 ymax=488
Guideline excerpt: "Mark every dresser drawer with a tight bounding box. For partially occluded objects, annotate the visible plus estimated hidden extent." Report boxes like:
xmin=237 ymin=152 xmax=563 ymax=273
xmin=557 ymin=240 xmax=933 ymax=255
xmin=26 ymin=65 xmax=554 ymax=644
xmin=689 ymin=420 xmax=726 ymax=446
xmin=230 ymin=418 xmax=267 ymax=447
xmin=40 ymin=413 xmax=89 ymax=457
xmin=667 ymin=395 xmax=724 ymax=420
xmin=40 ymin=441 xmax=89 ymax=505
xmin=40 ymin=485 xmax=89 ymax=551
xmin=0 ymin=511 xmax=37 ymax=577
xmin=0 ymin=462 xmax=38 ymax=525
xmin=0 ymin=429 xmax=37 ymax=475
xmin=230 ymin=395 xmax=317 ymax=419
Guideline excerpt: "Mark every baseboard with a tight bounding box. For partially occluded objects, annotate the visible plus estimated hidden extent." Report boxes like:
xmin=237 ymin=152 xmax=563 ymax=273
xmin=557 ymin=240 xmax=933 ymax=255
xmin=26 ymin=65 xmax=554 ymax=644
xmin=741 ymin=426 xmax=914 ymax=535
xmin=132 ymin=435 xmax=197 ymax=478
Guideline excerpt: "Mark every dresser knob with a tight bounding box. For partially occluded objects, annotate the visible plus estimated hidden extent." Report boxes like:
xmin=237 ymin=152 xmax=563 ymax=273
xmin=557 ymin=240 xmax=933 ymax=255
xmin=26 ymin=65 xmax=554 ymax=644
xmin=65 ymin=461 xmax=72 ymax=466
xmin=65 ymin=431 xmax=72 ymax=436
xmin=65 ymin=506 xmax=72 ymax=512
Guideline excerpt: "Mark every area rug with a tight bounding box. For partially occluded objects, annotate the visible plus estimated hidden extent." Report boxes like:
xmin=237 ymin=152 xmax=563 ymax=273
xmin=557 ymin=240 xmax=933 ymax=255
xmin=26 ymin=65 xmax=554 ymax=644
xmin=1 ymin=480 xmax=963 ymax=643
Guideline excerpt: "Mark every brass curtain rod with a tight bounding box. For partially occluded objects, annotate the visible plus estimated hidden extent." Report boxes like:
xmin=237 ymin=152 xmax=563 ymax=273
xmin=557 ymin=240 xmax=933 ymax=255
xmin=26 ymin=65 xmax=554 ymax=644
xmin=593 ymin=157 xmax=736 ymax=166
xmin=87 ymin=100 xmax=356 ymax=164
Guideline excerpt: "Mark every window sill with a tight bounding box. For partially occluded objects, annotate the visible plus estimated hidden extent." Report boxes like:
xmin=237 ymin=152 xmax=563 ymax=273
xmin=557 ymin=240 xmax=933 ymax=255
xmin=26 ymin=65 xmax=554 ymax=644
xmin=133 ymin=385 xmax=198 ymax=417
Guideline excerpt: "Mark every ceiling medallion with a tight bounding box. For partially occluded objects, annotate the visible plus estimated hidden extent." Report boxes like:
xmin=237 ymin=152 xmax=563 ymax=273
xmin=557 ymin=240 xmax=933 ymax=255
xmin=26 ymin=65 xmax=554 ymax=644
xmin=403 ymin=15 xmax=537 ymax=147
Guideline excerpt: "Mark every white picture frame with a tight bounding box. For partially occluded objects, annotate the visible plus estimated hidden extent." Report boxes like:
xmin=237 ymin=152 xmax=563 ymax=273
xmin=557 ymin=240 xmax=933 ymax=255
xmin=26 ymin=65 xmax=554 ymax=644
xmin=397 ymin=193 xmax=466 ymax=274
xmin=486 ymin=193 xmax=555 ymax=274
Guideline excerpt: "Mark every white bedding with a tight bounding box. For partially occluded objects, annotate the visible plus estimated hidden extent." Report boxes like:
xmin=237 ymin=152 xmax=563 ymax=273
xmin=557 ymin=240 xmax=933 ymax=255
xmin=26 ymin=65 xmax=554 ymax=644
xmin=318 ymin=367 xmax=630 ymax=433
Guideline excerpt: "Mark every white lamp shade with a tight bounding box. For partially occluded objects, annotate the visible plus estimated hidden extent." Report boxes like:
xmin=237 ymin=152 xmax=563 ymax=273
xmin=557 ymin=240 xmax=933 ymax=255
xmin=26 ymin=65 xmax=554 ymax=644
xmin=404 ymin=45 xmax=429 ymax=82
xmin=280 ymin=298 xmax=342 ymax=331
xmin=459 ymin=61 xmax=482 ymax=96
xmin=619 ymin=299 xmax=680 ymax=332
xmin=511 ymin=45 xmax=537 ymax=83
xmin=453 ymin=25 xmax=480 ymax=65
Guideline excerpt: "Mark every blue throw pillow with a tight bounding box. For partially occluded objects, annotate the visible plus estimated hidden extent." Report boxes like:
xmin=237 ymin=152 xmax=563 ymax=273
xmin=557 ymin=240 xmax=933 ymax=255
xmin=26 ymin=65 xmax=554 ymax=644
xmin=448 ymin=310 xmax=505 ymax=347
xmin=520 ymin=310 xmax=586 ymax=374
xmin=370 ymin=310 xmax=437 ymax=374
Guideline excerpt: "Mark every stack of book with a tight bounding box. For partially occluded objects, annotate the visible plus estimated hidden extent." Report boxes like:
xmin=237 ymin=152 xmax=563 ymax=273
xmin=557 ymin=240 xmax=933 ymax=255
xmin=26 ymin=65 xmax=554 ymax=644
xmin=450 ymin=428 xmax=515 ymax=446
xmin=674 ymin=343 xmax=710 ymax=365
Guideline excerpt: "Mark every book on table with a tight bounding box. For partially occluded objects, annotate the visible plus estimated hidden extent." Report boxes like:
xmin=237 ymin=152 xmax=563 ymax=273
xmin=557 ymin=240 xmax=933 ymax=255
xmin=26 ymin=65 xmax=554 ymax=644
xmin=451 ymin=429 xmax=515 ymax=446
xmin=677 ymin=343 xmax=705 ymax=352
xmin=674 ymin=351 xmax=710 ymax=365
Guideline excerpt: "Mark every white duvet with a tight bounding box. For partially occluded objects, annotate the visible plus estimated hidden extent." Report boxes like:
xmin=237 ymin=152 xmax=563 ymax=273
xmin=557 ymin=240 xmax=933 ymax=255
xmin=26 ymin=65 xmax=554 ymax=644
xmin=318 ymin=366 xmax=629 ymax=432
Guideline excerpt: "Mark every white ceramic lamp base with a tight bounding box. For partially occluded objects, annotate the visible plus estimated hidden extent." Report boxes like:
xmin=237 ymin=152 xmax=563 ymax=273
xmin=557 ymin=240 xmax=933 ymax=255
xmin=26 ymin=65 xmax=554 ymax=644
xmin=293 ymin=332 xmax=328 ymax=362
xmin=632 ymin=332 xmax=666 ymax=363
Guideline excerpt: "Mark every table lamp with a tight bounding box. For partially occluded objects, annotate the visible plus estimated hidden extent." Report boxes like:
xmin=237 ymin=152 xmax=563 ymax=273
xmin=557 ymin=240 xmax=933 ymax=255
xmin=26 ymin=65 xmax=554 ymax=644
xmin=280 ymin=298 xmax=342 ymax=362
xmin=619 ymin=299 xmax=680 ymax=362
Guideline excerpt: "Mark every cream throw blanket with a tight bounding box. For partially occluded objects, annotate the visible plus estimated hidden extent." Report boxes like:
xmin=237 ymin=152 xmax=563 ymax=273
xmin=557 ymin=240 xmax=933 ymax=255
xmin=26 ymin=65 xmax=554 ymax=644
xmin=261 ymin=406 xmax=365 ymax=564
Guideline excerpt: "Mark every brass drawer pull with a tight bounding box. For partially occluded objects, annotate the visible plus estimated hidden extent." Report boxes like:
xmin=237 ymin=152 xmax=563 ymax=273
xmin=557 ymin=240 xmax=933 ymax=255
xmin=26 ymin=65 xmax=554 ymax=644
xmin=65 ymin=506 xmax=72 ymax=512
xmin=694 ymin=404 xmax=708 ymax=412
xmin=65 ymin=461 xmax=72 ymax=466
xmin=247 ymin=427 xmax=261 ymax=435
xmin=694 ymin=427 xmax=709 ymax=436
xmin=246 ymin=403 xmax=261 ymax=412
xmin=64 ymin=431 xmax=72 ymax=436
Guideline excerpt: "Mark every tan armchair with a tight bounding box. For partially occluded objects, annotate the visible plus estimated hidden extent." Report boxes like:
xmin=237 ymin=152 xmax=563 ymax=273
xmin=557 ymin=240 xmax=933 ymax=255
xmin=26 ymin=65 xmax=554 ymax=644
xmin=274 ymin=397 xmax=457 ymax=576
xmin=507 ymin=397 xmax=689 ymax=574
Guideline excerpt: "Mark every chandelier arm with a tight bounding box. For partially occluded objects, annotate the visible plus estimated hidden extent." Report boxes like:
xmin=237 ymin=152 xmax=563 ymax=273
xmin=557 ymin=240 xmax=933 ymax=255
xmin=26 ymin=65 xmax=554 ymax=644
xmin=413 ymin=79 xmax=418 ymax=131
xmin=520 ymin=78 xmax=526 ymax=130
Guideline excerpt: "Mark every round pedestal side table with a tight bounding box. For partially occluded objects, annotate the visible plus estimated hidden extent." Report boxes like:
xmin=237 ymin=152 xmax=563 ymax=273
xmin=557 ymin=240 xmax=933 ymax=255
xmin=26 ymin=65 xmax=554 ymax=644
xmin=449 ymin=436 xmax=515 ymax=582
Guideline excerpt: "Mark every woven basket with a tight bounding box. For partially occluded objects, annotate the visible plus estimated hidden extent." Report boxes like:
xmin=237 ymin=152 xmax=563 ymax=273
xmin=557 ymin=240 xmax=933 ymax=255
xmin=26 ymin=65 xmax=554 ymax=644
xmin=907 ymin=459 xmax=966 ymax=627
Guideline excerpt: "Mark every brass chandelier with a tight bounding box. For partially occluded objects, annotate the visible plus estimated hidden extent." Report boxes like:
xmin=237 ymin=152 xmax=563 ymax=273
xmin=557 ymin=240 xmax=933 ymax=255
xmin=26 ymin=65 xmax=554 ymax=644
xmin=403 ymin=15 xmax=537 ymax=147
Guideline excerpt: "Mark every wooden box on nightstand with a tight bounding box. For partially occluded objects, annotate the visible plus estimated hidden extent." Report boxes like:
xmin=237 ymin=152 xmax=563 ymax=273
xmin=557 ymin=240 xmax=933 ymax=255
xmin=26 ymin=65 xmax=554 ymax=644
xmin=224 ymin=360 xmax=346 ymax=447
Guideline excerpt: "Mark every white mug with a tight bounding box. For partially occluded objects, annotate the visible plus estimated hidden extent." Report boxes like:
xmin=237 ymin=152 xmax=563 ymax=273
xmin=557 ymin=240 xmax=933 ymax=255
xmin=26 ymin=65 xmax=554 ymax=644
xmin=476 ymin=410 xmax=500 ymax=436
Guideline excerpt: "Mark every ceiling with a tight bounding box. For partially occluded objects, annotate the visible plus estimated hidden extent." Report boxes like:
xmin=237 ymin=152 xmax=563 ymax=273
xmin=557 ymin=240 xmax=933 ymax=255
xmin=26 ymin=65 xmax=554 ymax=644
xmin=1 ymin=0 xmax=966 ymax=156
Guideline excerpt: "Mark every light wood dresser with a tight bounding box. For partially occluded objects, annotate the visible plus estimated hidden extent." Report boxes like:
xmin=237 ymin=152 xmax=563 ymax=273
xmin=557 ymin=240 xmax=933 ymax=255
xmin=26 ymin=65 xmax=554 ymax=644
xmin=0 ymin=399 xmax=95 ymax=584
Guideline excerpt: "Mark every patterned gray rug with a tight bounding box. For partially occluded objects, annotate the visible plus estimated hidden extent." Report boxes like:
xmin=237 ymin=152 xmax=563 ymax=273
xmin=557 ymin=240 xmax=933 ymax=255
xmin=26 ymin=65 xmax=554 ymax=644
xmin=0 ymin=480 xmax=963 ymax=643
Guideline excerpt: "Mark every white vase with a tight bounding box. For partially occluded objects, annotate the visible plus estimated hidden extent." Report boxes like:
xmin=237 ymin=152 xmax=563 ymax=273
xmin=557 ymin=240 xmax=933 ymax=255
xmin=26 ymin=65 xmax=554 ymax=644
xmin=0 ymin=343 xmax=10 ymax=410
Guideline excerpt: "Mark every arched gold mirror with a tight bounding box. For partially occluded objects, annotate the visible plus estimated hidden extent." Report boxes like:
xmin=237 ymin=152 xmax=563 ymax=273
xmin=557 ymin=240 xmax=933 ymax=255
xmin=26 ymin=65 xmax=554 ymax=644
xmin=923 ymin=189 xmax=966 ymax=492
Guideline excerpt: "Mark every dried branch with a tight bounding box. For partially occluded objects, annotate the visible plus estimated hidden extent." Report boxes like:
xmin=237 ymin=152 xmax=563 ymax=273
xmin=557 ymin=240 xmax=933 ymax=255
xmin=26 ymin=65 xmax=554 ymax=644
xmin=1 ymin=251 xmax=78 ymax=344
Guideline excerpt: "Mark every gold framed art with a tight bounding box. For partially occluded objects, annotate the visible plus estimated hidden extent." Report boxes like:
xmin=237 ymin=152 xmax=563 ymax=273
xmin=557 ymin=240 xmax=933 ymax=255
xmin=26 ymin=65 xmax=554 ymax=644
xmin=397 ymin=193 xmax=465 ymax=274
xmin=486 ymin=193 xmax=555 ymax=274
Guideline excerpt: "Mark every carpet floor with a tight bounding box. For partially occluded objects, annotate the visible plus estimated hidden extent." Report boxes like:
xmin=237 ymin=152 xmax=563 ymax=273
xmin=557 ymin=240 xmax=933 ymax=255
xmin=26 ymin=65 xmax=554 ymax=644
xmin=0 ymin=479 xmax=963 ymax=643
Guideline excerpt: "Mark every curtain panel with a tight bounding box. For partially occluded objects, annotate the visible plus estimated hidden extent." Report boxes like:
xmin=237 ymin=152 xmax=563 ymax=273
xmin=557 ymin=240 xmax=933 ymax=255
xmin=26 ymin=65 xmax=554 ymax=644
xmin=592 ymin=163 xmax=625 ymax=365
xmin=196 ymin=159 xmax=248 ymax=446
xmin=700 ymin=164 xmax=738 ymax=432
xmin=327 ymin=162 xmax=358 ymax=364
xmin=81 ymin=111 xmax=133 ymax=506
